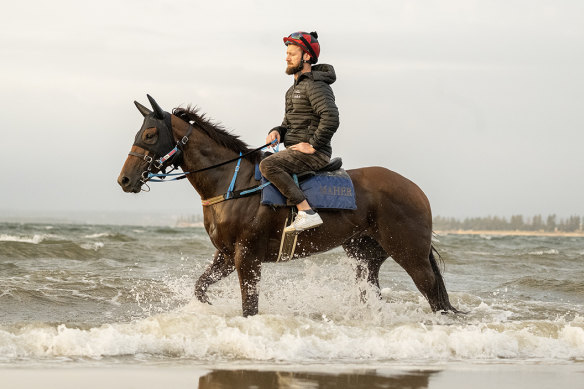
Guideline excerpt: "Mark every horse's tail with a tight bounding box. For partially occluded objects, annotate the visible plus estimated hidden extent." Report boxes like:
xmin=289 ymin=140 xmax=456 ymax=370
xmin=429 ymin=245 xmax=459 ymax=313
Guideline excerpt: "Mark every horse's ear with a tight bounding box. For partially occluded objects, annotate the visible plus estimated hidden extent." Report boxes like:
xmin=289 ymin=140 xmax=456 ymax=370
xmin=147 ymin=94 xmax=165 ymax=119
xmin=134 ymin=101 xmax=152 ymax=117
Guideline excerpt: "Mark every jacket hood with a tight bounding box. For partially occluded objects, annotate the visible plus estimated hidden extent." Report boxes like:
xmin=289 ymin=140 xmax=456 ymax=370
xmin=306 ymin=64 xmax=336 ymax=85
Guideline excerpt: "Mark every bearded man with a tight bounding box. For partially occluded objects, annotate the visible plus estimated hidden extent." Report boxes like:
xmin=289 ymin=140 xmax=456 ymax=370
xmin=259 ymin=31 xmax=340 ymax=232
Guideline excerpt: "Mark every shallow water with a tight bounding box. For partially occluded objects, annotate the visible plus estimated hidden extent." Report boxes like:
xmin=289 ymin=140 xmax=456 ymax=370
xmin=0 ymin=222 xmax=583 ymax=367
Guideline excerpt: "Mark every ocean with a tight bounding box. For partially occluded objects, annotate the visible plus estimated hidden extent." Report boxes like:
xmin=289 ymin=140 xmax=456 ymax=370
xmin=0 ymin=221 xmax=583 ymax=385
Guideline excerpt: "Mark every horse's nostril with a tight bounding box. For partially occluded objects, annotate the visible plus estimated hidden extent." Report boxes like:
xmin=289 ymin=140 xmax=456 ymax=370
xmin=120 ymin=176 xmax=130 ymax=186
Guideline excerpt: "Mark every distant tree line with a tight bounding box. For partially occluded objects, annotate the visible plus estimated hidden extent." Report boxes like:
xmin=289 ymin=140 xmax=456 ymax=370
xmin=433 ymin=215 xmax=583 ymax=232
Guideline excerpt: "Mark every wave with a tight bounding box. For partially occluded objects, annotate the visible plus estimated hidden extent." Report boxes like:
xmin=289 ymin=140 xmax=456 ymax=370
xmin=84 ymin=233 xmax=136 ymax=242
xmin=528 ymin=249 xmax=559 ymax=256
xmin=154 ymin=227 xmax=183 ymax=235
xmin=0 ymin=303 xmax=582 ymax=362
xmin=80 ymin=242 xmax=105 ymax=251
xmin=0 ymin=239 xmax=102 ymax=260
xmin=0 ymin=234 xmax=47 ymax=244
xmin=503 ymin=276 xmax=584 ymax=295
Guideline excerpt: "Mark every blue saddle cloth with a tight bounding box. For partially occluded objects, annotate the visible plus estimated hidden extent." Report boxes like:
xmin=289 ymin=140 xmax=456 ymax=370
xmin=257 ymin=167 xmax=357 ymax=210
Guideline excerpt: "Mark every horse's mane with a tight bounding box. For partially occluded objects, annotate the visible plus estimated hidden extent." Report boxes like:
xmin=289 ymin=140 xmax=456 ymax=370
xmin=172 ymin=106 xmax=262 ymax=164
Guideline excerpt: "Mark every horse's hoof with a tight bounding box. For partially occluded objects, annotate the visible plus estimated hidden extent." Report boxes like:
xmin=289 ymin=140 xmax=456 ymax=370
xmin=195 ymin=290 xmax=211 ymax=305
xmin=438 ymin=307 xmax=467 ymax=315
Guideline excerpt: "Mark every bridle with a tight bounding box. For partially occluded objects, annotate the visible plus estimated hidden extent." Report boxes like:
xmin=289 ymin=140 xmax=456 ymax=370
xmin=127 ymin=110 xmax=193 ymax=190
xmin=129 ymin=111 xmax=275 ymax=193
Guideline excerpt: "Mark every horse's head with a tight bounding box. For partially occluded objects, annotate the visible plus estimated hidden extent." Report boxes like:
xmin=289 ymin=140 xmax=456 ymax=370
xmin=117 ymin=95 xmax=180 ymax=193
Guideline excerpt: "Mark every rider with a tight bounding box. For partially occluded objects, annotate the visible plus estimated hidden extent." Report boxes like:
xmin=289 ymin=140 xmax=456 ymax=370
xmin=259 ymin=31 xmax=339 ymax=232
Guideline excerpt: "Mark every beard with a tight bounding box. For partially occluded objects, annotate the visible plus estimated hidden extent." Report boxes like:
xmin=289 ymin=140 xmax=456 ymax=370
xmin=285 ymin=60 xmax=303 ymax=75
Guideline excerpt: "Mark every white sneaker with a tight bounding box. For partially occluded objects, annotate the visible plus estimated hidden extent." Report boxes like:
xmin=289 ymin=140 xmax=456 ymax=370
xmin=284 ymin=211 xmax=323 ymax=233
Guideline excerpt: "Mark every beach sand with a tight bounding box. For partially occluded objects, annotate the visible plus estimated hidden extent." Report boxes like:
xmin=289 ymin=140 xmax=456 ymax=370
xmin=436 ymin=229 xmax=584 ymax=237
xmin=1 ymin=364 xmax=582 ymax=389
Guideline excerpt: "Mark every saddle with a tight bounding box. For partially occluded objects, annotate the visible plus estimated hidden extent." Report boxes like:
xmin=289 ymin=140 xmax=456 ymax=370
xmin=255 ymin=156 xmax=343 ymax=180
xmin=256 ymin=157 xmax=357 ymax=210
xmin=297 ymin=157 xmax=343 ymax=179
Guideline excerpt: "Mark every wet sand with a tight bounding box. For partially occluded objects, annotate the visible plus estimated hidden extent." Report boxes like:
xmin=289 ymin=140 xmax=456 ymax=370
xmin=1 ymin=364 xmax=582 ymax=389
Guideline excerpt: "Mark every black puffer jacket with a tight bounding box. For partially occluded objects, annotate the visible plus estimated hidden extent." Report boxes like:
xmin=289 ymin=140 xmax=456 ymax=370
xmin=271 ymin=64 xmax=339 ymax=157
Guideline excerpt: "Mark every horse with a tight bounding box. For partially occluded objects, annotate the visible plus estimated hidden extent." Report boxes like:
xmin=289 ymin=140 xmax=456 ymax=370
xmin=117 ymin=95 xmax=458 ymax=317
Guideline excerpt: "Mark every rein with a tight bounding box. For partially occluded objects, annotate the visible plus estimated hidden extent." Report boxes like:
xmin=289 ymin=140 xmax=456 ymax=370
xmin=151 ymin=141 xmax=276 ymax=206
xmin=145 ymin=140 xmax=276 ymax=182
xmin=130 ymin=116 xmax=278 ymax=202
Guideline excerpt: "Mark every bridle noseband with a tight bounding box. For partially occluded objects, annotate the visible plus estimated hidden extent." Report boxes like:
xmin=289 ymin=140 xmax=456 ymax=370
xmin=128 ymin=112 xmax=193 ymax=190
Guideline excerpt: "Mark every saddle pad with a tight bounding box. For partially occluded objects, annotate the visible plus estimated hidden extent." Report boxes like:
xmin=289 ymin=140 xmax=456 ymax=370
xmin=260 ymin=169 xmax=357 ymax=210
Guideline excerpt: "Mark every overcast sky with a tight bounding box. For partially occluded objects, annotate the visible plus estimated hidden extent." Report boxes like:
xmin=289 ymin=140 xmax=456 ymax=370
xmin=1 ymin=0 xmax=583 ymax=223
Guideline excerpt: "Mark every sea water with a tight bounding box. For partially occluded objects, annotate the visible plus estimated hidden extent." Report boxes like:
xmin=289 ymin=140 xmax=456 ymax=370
xmin=0 ymin=222 xmax=583 ymax=368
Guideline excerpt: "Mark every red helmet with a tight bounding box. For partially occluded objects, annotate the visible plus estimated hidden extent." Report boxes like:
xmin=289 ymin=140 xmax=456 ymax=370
xmin=283 ymin=31 xmax=320 ymax=64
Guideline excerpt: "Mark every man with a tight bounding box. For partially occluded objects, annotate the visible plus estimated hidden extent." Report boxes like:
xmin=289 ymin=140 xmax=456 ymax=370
xmin=259 ymin=31 xmax=340 ymax=232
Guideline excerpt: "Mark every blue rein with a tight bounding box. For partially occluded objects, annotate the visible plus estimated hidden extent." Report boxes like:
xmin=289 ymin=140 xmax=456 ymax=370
xmin=146 ymin=140 xmax=282 ymax=205
xmin=146 ymin=139 xmax=278 ymax=183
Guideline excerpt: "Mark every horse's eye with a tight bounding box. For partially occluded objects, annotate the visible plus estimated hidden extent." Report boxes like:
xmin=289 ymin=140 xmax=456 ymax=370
xmin=143 ymin=127 xmax=158 ymax=144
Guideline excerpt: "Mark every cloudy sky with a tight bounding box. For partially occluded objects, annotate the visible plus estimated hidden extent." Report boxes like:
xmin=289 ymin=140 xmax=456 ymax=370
xmin=1 ymin=0 xmax=583 ymax=223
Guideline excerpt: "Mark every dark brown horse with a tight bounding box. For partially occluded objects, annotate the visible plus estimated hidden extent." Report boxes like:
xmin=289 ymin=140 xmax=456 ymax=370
xmin=118 ymin=96 xmax=458 ymax=317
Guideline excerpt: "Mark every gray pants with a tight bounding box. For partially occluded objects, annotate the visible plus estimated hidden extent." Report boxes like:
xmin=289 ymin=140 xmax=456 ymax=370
xmin=259 ymin=149 xmax=330 ymax=205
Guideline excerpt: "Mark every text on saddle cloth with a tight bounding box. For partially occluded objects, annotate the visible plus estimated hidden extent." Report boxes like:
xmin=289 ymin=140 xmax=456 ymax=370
xmin=260 ymin=168 xmax=357 ymax=210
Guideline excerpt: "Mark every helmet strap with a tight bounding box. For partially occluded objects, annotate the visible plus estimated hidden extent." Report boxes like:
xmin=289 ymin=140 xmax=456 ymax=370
xmin=297 ymin=34 xmax=317 ymax=63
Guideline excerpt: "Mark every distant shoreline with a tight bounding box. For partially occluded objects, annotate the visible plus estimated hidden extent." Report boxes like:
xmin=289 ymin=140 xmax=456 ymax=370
xmin=435 ymin=229 xmax=584 ymax=237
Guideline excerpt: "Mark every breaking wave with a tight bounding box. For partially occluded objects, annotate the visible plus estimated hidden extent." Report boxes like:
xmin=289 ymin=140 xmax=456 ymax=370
xmin=0 ymin=234 xmax=47 ymax=244
xmin=0 ymin=302 xmax=582 ymax=362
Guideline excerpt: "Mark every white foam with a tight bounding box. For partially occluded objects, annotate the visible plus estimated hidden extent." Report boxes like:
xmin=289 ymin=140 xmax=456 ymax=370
xmin=84 ymin=233 xmax=112 ymax=239
xmin=0 ymin=304 xmax=582 ymax=362
xmin=80 ymin=242 xmax=104 ymax=251
xmin=528 ymin=249 xmax=559 ymax=256
xmin=0 ymin=234 xmax=46 ymax=244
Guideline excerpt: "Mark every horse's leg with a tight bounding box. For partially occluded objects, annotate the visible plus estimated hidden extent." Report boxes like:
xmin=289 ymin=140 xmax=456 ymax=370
xmin=234 ymin=243 xmax=263 ymax=317
xmin=407 ymin=248 xmax=456 ymax=313
xmin=342 ymin=236 xmax=388 ymax=298
xmin=426 ymin=246 xmax=459 ymax=312
xmin=194 ymin=250 xmax=235 ymax=304
xmin=374 ymin=230 xmax=457 ymax=312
